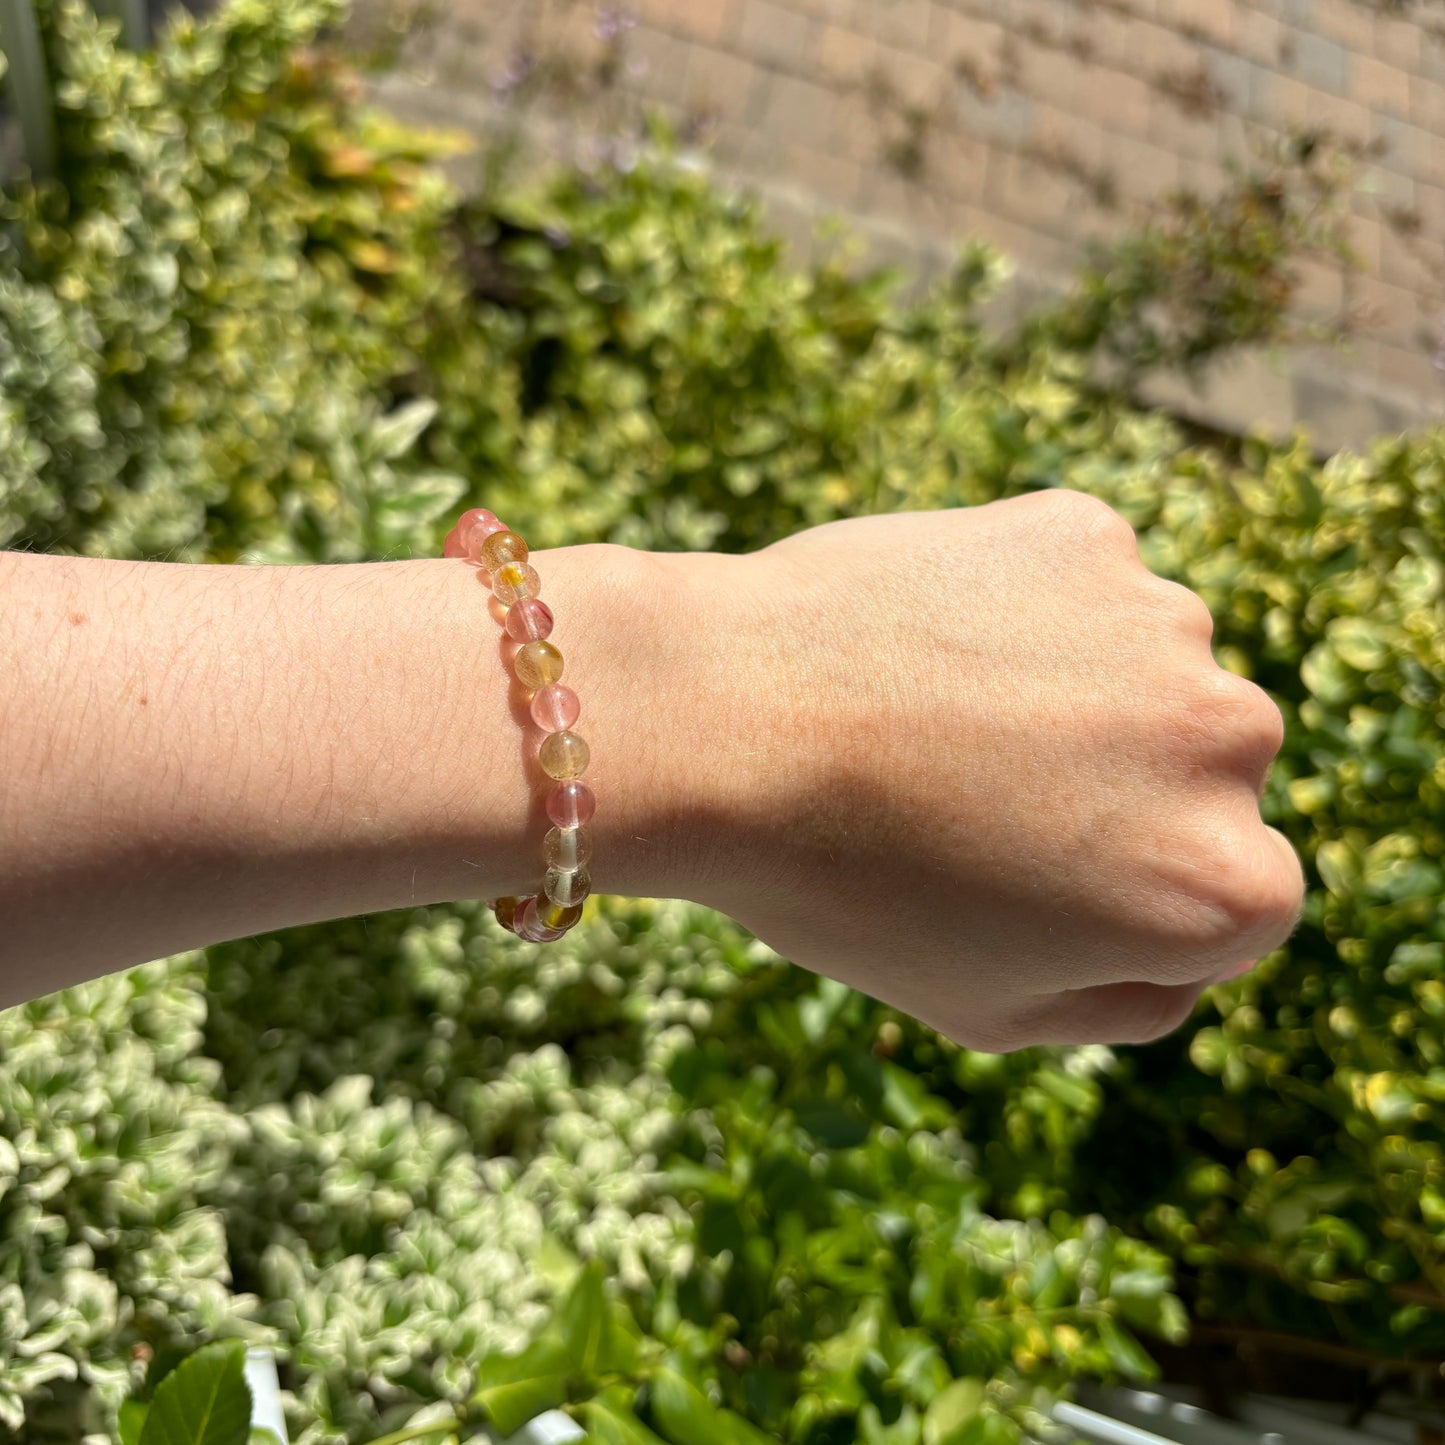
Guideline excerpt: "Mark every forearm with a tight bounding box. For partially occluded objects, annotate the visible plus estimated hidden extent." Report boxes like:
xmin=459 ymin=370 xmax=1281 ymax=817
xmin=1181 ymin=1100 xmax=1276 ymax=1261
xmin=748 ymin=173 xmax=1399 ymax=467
xmin=0 ymin=544 xmax=739 ymax=1005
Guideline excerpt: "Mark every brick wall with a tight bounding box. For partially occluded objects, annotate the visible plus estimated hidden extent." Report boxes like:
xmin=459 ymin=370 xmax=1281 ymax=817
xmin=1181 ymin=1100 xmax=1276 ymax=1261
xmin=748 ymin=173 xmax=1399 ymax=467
xmin=371 ymin=0 xmax=1445 ymax=452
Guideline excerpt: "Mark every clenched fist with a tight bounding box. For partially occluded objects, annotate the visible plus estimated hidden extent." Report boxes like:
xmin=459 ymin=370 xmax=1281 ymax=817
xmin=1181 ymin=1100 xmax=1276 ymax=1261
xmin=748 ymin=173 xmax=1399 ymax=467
xmin=643 ymin=490 xmax=1303 ymax=1051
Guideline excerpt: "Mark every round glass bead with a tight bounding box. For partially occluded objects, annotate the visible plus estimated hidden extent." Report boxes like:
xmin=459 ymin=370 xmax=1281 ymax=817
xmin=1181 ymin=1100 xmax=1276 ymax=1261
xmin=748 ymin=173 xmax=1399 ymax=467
xmin=539 ymin=729 xmax=589 ymax=779
xmin=504 ymin=598 xmax=555 ymax=643
xmin=546 ymin=779 xmax=595 ymax=829
xmin=460 ymin=510 xmax=507 ymax=560
xmin=492 ymin=562 xmax=540 ymax=605
xmin=513 ymin=639 xmax=564 ymax=690
xmin=545 ymin=865 xmax=592 ymax=908
xmin=515 ymin=897 xmax=565 ymax=944
xmin=493 ymin=896 xmax=522 ymax=933
xmin=481 ymin=530 xmax=528 ymax=571
xmin=543 ymin=825 xmax=593 ymax=871
xmin=465 ymin=520 xmax=511 ymax=557
xmin=531 ymin=684 xmax=580 ymax=733
xmin=537 ymin=899 xmax=584 ymax=932
xmin=442 ymin=526 xmax=467 ymax=559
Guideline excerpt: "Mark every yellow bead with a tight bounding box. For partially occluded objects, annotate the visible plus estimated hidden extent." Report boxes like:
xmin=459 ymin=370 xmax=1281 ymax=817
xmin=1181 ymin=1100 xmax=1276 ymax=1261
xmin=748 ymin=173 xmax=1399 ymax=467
xmin=493 ymin=896 xmax=521 ymax=932
xmin=543 ymin=825 xmax=593 ymax=870
xmin=481 ymin=530 xmax=528 ymax=571
xmin=492 ymin=561 xmax=540 ymax=605
xmin=537 ymin=899 xmax=584 ymax=932
xmin=539 ymin=729 xmax=589 ymax=779
xmin=514 ymin=639 xmax=564 ymax=690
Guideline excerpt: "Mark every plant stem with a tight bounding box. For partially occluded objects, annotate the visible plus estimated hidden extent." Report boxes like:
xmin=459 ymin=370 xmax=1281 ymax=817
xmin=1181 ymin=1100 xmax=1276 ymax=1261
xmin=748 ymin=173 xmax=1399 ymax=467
xmin=364 ymin=1416 xmax=465 ymax=1445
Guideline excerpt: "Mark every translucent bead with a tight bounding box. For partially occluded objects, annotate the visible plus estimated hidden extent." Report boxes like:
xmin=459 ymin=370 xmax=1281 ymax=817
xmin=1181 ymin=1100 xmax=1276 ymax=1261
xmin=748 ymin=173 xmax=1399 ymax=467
xmin=545 ymin=865 xmax=592 ymax=908
xmin=481 ymin=529 xmax=528 ymax=571
xmin=531 ymin=684 xmax=580 ymax=733
xmin=515 ymin=897 xmax=565 ymax=944
xmin=539 ymin=729 xmax=589 ymax=779
xmin=546 ymin=779 xmax=595 ymax=829
xmin=513 ymin=639 xmax=564 ymax=690
xmin=492 ymin=562 xmax=540 ymax=605
xmin=460 ymin=509 xmax=507 ymax=560
xmin=442 ymin=526 xmax=467 ymax=559
xmin=543 ymin=825 xmax=593 ymax=871
xmin=537 ymin=899 xmax=584 ymax=932
xmin=493 ymin=896 xmax=522 ymax=933
xmin=504 ymin=598 xmax=555 ymax=643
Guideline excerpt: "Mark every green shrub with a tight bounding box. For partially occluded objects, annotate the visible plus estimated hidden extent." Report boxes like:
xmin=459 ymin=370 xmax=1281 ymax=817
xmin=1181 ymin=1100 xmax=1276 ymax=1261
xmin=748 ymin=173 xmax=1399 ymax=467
xmin=1 ymin=2 xmax=1443 ymax=1443
xmin=0 ymin=0 xmax=465 ymax=561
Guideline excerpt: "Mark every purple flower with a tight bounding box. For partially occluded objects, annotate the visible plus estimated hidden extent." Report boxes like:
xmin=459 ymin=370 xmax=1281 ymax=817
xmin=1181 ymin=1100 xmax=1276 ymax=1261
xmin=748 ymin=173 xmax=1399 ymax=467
xmin=491 ymin=48 xmax=536 ymax=101
xmin=594 ymin=4 xmax=637 ymax=41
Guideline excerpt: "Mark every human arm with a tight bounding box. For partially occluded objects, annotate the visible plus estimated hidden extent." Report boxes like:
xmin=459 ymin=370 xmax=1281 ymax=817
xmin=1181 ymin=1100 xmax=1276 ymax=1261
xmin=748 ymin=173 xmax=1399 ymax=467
xmin=0 ymin=541 xmax=695 ymax=1004
xmin=0 ymin=491 xmax=1303 ymax=1046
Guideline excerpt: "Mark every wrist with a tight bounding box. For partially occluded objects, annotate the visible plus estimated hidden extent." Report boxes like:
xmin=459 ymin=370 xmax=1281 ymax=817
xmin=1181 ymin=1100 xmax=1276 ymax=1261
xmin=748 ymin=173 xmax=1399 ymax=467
xmin=559 ymin=543 xmax=797 ymax=915
xmin=516 ymin=541 xmax=757 ymax=908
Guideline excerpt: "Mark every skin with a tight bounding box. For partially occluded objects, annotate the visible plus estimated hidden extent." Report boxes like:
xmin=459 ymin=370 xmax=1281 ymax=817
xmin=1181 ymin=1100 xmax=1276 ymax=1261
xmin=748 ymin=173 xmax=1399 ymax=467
xmin=0 ymin=490 xmax=1304 ymax=1047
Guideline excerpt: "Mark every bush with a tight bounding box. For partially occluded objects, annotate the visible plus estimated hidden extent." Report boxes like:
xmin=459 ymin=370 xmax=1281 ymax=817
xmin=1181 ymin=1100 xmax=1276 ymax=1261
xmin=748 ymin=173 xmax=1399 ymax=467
xmin=2 ymin=2 xmax=1443 ymax=1442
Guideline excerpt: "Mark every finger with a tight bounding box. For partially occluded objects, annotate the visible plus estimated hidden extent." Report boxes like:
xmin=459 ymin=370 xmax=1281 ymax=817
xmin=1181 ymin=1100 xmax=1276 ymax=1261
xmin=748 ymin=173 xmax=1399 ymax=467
xmin=992 ymin=977 xmax=1209 ymax=1049
xmin=1156 ymin=666 xmax=1285 ymax=799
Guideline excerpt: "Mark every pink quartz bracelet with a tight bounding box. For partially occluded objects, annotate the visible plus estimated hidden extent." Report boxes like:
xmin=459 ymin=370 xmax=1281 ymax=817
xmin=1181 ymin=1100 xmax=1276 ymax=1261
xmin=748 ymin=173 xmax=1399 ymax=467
xmin=443 ymin=507 xmax=594 ymax=944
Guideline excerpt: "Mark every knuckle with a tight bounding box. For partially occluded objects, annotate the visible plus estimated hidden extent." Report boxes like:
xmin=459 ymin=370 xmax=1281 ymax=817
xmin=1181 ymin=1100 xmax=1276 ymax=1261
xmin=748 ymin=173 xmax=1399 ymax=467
xmin=1052 ymin=489 xmax=1137 ymax=549
xmin=1150 ymin=577 xmax=1216 ymax=643
xmin=1129 ymin=818 xmax=1303 ymax=966
xmin=1175 ymin=826 xmax=1303 ymax=954
xmin=1159 ymin=669 xmax=1284 ymax=761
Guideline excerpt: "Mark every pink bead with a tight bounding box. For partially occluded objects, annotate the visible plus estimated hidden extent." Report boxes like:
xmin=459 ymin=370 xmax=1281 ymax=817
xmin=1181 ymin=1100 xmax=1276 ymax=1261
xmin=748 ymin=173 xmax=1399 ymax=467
xmin=461 ymin=510 xmax=509 ymax=561
xmin=546 ymin=780 xmax=596 ymax=829
xmin=505 ymin=598 xmax=555 ymax=643
xmin=442 ymin=526 xmax=467 ymax=559
xmin=530 ymin=683 xmax=580 ymax=733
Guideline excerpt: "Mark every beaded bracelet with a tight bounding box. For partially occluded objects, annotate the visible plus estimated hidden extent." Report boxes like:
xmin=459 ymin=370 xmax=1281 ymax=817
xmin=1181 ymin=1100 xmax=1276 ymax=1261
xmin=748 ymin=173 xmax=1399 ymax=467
xmin=443 ymin=507 xmax=594 ymax=944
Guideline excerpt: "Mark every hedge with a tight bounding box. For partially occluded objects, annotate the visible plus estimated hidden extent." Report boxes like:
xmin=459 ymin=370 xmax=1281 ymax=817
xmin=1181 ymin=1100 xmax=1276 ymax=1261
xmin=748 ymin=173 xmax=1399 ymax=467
xmin=1 ymin=2 xmax=1442 ymax=1442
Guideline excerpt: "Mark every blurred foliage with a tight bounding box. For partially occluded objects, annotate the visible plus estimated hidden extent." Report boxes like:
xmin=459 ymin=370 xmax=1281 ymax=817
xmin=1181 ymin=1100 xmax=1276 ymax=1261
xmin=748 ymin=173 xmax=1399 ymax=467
xmin=0 ymin=0 xmax=466 ymax=559
xmin=1022 ymin=129 xmax=1359 ymax=386
xmin=1 ymin=2 xmax=1443 ymax=1444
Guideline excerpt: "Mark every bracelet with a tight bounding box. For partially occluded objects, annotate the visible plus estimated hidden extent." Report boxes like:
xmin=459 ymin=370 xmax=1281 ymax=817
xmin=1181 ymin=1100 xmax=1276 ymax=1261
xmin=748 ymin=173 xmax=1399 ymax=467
xmin=443 ymin=507 xmax=594 ymax=944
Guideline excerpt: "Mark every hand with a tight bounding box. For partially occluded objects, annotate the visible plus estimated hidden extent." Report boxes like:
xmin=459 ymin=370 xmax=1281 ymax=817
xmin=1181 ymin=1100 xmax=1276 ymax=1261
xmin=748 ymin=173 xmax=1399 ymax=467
xmin=669 ymin=490 xmax=1303 ymax=1051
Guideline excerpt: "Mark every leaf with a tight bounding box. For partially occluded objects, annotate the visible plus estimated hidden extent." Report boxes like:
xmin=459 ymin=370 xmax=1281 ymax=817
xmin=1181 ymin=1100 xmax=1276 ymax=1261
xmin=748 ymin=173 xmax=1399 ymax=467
xmin=585 ymin=1387 xmax=670 ymax=1445
xmin=1327 ymin=617 xmax=1388 ymax=672
xmin=922 ymin=1378 xmax=985 ymax=1445
xmin=649 ymin=1367 xmax=779 ymax=1445
xmin=119 ymin=1399 xmax=148 ymax=1445
xmin=1096 ymin=1315 xmax=1160 ymax=1380
xmin=474 ymin=1263 xmax=637 ymax=1435
xmin=474 ymin=1335 xmax=571 ymax=1437
xmin=1108 ymin=1268 xmax=1167 ymax=1299
xmin=560 ymin=1259 xmax=608 ymax=1375
xmin=371 ymin=399 xmax=438 ymax=459
xmin=535 ymin=1234 xmax=584 ymax=1292
xmin=138 ymin=1342 xmax=252 ymax=1445
xmin=374 ymin=471 xmax=466 ymax=523
xmin=793 ymin=1102 xmax=871 ymax=1150
xmin=559 ymin=1260 xmax=638 ymax=1379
